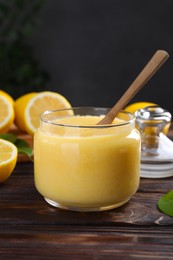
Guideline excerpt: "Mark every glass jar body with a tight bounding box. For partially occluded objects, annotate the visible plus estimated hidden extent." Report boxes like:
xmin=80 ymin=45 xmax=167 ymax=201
xmin=34 ymin=107 xmax=141 ymax=211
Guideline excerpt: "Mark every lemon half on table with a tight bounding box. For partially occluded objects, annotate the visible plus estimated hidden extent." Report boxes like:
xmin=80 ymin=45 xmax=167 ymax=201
xmin=0 ymin=139 xmax=17 ymax=183
xmin=14 ymin=91 xmax=72 ymax=135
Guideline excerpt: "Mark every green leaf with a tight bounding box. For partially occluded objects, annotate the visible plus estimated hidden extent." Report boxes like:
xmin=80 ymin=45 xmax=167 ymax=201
xmin=15 ymin=139 xmax=33 ymax=158
xmin=158 ymin=190 xmax=173 ymax=217
xmin=0 ymin=133 xmax=17 ymax=143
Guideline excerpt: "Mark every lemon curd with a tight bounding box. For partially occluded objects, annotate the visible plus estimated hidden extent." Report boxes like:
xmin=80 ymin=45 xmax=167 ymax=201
xmin=34 ymin=108 xmax=141 ymax=211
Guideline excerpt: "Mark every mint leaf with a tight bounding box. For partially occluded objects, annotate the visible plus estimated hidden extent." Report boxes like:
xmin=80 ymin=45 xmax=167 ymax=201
xmin=158 ymin=190 xmax=173 ymax=217
xmin=15 ymin=139 xmax=33 ymax=158
xmin=0 ymin=133 xmax=17 ymax=143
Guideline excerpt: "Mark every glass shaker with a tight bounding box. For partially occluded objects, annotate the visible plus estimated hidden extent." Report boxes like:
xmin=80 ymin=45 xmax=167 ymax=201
xmin=135 ymin=106 xmax=173 ymax=178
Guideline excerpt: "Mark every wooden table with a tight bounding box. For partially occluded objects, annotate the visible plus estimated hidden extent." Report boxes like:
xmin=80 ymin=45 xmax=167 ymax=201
xmin=0 ymin=160 xmax=173 ymax=260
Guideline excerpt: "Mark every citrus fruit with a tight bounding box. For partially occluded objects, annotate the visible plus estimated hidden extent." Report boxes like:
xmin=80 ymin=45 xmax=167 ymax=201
xmin=0 ymin=90 xmax=14 ymax=105
xmin=14 ymin=92 xmax=37 ymax=132
xmin=0 ymin=139 xmax=18 ymax=183
xmin=124 ymin=102 xmax=156 ymax=114
xmin=14 ymin=91 xmax=72 ymax=135
xmin=0 ymin=90 xmax=15 ymax=134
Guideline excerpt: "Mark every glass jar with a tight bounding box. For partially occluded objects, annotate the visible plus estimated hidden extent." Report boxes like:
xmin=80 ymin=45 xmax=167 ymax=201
xmin=34 ymin=107 xmax=141 ymax=212
xmin=136 ymin=106 xmax=173 ymax=178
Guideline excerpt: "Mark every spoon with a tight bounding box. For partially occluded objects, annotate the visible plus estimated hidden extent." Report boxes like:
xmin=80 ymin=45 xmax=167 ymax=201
xmin=97 ymin=50 xmax=169 ymax=125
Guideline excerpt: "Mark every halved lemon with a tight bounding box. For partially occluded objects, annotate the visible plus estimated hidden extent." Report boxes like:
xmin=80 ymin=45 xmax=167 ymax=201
xmin=0 ymin=90 xmax=15 ymax=134
xmin=0 ymin=139 xmax=18 ymax=183
xmin=14 ymin=92 xmax=37 ymax=132
xmin=0 ymin=90 xmax=14 ymax=105
xmin=124 ymin=102 xmax=156 ymax=114
xmin=15 ymin=91 xmax=72 ymax=135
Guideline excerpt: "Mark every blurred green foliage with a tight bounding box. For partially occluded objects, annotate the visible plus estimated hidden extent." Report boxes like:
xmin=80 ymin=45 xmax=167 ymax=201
xmin=0 ymin=0 xmax=49 ymax=98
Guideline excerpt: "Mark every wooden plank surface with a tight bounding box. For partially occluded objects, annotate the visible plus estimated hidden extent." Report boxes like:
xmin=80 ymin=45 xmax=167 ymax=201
xmin=0 ymin=162 xmax=173 ymax=259
xmin=0 ymin=226 xmax=173 ymax=259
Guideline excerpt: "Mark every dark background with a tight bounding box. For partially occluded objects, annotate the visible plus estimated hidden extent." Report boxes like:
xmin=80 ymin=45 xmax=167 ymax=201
xmin=28 ymin=0 xmax=173 ymax=114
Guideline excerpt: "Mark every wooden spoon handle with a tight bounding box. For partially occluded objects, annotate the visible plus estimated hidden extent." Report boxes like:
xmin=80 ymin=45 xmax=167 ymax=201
xmin=98 ymin=50 xmax=169 ymax=125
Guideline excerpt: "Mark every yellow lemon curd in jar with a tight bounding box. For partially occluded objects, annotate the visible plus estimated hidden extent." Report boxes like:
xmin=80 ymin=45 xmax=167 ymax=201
xmin=34 ymin=115 xmax=140 ymax=210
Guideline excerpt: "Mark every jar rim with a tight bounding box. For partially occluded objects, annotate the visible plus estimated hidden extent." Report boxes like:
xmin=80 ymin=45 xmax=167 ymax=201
xmin=40 ymin=107 xmax=135 ymax=129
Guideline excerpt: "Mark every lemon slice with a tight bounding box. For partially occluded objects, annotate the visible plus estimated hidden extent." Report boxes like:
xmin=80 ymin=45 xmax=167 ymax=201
xmin=15 ymin=91 xmax=72 ymax=135
xmin=0 ymin=139 xmax=17 ymax=183
xmin=0 ymin=91 xmax=15 ymax=134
